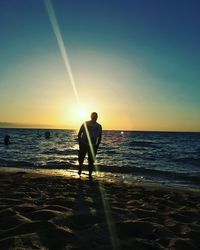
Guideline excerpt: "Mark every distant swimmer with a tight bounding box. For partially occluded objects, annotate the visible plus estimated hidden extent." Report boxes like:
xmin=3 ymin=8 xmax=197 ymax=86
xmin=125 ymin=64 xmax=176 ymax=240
xmin=45 ymin=131 xmax=51 ymax=139
xmin=78 ymin=112 xmax=102 ymax=179
xmin=4 ymin=135 xmax=11 ymax=145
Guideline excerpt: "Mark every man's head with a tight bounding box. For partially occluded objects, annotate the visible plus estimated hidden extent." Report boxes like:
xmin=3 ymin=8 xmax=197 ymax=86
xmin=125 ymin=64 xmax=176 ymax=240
xmin=91 ymin=112 xmax=98 ymax=122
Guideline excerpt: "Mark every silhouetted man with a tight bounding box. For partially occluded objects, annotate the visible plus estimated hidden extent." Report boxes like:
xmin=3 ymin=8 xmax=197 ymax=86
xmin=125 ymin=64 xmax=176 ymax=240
xmin=78 ymin=112 xmax=102 ymax=178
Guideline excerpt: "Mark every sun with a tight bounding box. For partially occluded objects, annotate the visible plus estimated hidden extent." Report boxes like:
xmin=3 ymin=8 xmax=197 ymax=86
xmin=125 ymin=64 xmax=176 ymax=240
xmin=74 ymin=106 xmax=89 ymax=124
xmin=77 ymin=108 xmax=87 ymax=119
xmin=60 ymin=101 xmax=95 ymax=128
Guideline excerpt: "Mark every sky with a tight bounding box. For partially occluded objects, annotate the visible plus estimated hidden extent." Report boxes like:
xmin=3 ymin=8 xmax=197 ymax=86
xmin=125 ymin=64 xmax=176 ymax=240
xmin=0 ymin=0 xmax=200 ymax=131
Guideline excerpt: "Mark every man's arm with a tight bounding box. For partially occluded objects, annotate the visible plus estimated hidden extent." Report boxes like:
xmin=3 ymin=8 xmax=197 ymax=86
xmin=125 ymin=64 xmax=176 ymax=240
xmin=78 ymin=124 xmax=83 ymax=144
xmin=96 ymin=125 xmax=102 ymax=148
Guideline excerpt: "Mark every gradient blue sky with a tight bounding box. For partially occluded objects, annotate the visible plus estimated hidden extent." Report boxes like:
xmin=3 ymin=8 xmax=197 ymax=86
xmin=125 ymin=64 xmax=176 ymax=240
xmin=0 ymin=0 xmax=200 ymax=131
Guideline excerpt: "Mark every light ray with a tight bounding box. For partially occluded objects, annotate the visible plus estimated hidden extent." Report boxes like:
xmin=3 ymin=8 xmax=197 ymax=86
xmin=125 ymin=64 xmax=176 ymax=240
xmin=83 ymin=122 xmax=96 ymax=161
xmin=44 ymin=0 xmax=79 ymax=103
xmin=43 ymin=1 xmax=119 ymax=249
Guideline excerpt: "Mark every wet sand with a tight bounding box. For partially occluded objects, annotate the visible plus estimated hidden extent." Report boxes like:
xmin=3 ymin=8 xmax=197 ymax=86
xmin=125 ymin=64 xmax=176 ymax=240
xmin=0 ymin=171 xmax=200 ymax=249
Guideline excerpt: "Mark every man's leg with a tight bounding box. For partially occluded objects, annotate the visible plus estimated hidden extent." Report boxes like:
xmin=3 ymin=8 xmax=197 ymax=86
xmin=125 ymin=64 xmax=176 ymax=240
xmin=78 ymin=144 xmax=86 ymax=176
xmin=88 ymin=145 xmax=97 ymax=178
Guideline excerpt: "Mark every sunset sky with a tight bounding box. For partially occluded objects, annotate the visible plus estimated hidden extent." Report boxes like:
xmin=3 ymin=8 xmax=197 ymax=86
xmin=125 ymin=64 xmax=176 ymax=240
xmin=0 ymin=0 xmax=200 ymax=131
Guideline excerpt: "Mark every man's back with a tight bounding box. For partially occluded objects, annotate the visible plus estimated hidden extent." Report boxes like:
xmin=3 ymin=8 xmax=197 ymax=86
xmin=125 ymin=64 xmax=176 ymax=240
xmin=79 ymin=120 xmax=102 ymax=145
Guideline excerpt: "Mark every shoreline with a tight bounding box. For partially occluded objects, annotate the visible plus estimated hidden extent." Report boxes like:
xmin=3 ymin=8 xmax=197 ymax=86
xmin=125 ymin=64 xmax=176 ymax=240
xmin=0 ymin=165 xmax=200 ymax=191
xmin=0 ymin=169 xmax=200 ymax=249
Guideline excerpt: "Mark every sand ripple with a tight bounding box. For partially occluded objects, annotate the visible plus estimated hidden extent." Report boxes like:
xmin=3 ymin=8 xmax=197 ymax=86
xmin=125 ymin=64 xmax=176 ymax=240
xmin=0 ymin=172 xmax=200 ymax=249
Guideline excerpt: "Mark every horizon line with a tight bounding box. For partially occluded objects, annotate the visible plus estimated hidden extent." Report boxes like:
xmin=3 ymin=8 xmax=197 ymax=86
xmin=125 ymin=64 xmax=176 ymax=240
xmin=0 ymin=124 xmax=199 ymax=133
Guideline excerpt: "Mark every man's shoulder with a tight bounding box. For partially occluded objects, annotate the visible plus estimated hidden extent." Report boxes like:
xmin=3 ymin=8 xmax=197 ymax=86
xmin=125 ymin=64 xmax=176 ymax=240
xmin=96 ymin=122 xmax=102 ymax=129
xmin=86 ymin=121 xmax=102 ymax=129
xmin=85 ymin=120 xmax=91 ymax=126
xmin=95 ymin=122 xmax=102 ymax=132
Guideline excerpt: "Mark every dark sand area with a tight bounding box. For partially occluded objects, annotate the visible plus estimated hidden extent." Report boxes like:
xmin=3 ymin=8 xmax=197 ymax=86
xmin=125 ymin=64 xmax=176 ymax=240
xmin=0 ymin=171 xmax=200 ymax=249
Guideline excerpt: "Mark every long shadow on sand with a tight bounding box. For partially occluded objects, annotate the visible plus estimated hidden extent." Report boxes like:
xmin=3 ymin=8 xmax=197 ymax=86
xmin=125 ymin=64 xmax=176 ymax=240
xmin=0 ymin=173 xmax=114 ymax=249
xmin=0 ymin=172 xmax=200 ymax=250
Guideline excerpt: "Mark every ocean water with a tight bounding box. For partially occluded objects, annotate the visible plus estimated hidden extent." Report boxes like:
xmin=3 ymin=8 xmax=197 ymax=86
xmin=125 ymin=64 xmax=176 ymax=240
xmin=0 ymin=128 xmax=200 ymax=188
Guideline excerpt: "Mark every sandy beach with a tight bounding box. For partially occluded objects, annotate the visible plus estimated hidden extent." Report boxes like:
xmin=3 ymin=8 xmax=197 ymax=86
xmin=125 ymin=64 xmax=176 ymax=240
xmin=0 ymin=171 xmax=200 ymax=250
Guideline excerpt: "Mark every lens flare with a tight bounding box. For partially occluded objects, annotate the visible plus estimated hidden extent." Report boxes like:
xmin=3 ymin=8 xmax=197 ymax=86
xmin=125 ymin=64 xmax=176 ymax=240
xmin=44 ymin=0 xmax=79 ymax=103
xmin=44 ymin=1 xmax=119 ymax=248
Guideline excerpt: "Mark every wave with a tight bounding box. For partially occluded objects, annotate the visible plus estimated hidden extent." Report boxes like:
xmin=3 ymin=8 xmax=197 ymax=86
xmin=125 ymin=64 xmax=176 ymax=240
xmin=105 ymin=150 xmax=120 ymax=155
xmin=174 ymin=157 xmax=200 ymax=166
xmin=0 ymin=158 xmax=72 ymax=169
xmin=45 ymin=161 xmax=72 ymax=168
xmin=42 ymin=149 xmax=78 ymax=155
xmin=96 ymin=165 xmax=200 ymax=186
xmin=1 ymin=158 xmax=199 ymax=187
xmin=128 ymin=140 xmax=157 ymax=148
xmin=0 ymin=158 xmax=35 ymax=167
xmin=35 ymin=164 xmax=200 ymax=186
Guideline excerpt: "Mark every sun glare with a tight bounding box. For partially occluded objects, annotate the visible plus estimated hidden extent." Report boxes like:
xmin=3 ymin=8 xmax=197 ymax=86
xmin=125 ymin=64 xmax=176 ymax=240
xmin=77 ymin=108 xmax=87 ymax=118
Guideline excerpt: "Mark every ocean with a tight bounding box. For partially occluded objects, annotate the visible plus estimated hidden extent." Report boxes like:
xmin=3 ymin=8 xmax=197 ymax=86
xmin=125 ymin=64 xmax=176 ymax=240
xmin=0 ymin=128 xmax=200 ymax=188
